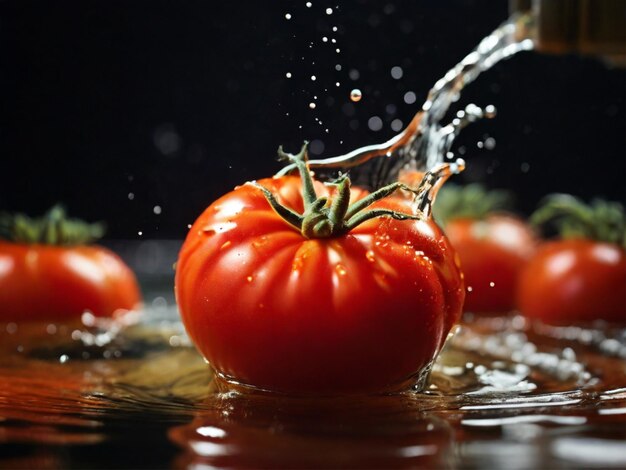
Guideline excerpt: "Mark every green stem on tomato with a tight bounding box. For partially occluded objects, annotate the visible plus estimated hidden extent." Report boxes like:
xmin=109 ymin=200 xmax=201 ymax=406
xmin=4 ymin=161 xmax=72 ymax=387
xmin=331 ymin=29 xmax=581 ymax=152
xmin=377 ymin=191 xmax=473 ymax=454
xmin=248 ymin=143 xmax=427 ymax=239
xmin=530 ymin=194 xmax=625 ymax=247
xmin=0 ymin=205 xmax=105 ymax=246
xmin=432 ymin=183 xmax=512 ymax=226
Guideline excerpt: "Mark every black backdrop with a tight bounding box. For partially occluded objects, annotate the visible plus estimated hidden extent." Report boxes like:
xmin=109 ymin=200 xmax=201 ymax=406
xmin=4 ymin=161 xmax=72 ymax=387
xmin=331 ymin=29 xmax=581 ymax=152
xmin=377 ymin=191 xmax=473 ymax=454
xmin=1 ymin=0 xmax=624 ymax=240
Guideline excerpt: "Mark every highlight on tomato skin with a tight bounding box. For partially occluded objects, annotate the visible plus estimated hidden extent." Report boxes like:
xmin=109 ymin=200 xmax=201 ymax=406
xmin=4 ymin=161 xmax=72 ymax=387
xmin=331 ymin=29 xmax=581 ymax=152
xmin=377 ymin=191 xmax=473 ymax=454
xmin=516 ymin=194 xmax=626 ymax=325
xmin=517 ymin=239 xmax=626 ymax=324
xmin=432 ymin=184 xmax=538 ymax=314
xmin=0 ymin=206 xmax=142 ymax=322
xmin=175 ymin=146 xmax=465 ymax=395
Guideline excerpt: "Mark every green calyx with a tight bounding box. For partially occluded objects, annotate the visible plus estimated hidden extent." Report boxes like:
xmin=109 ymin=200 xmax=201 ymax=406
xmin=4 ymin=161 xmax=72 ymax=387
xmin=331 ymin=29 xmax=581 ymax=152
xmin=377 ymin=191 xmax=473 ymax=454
xmin=530 ymin=194 xmax=625 ymax=247
xmin=433 ymin=183 xmax=512 ymax=226
xmin=0 ymin=205 xmax=105 ymax=246
xmin=248 ymin=142 xmax=424 ymax=239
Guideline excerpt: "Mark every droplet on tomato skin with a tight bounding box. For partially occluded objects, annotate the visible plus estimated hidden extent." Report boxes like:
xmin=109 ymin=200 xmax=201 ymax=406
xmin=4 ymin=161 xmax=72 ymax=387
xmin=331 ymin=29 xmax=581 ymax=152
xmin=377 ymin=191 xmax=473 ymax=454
xmin=335 ymin=264 xmax=347 ymax=276
xmin=365 ymin=250 xmax=376 ymax=262
xmin=220 ymin=240 xmax=232 ymax=251
xmin=291 ymin=258 xmax=303 ymax=272
xmin=467 ymin=286 xmax=473 ymax=292
xmin=489 ymin=281 xmax=495 ymax=287
xmin=246 ymin=275 xmax=254 ymax=283
xmin=252 ymin=236 xmax=268 ymax=248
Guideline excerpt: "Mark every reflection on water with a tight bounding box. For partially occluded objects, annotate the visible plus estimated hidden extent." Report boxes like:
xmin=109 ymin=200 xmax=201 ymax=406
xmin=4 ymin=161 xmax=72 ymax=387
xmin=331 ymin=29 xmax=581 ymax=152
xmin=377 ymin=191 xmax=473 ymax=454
xmin=1 ymin=295 xmax=625 ymax=469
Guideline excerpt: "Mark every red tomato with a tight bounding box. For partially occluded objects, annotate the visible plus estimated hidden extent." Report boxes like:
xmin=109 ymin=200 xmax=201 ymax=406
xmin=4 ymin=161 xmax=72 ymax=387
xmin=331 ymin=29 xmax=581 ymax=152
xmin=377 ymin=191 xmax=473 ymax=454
xmin=175 ymin=175 xmax=464 ymax=394
xmin=0 ymin=242 xmax=142 ymax=322
xmin=444 ymin=215 xmax=537 ymax=313
xmin=516 ymin=238 xmax=626 ymax=324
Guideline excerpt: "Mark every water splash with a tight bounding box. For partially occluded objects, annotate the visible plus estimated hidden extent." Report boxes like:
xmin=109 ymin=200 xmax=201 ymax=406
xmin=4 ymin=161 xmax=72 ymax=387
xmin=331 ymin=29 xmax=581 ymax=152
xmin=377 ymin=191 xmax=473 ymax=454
xmin=293 ymin=12 xmax=534 ymax=190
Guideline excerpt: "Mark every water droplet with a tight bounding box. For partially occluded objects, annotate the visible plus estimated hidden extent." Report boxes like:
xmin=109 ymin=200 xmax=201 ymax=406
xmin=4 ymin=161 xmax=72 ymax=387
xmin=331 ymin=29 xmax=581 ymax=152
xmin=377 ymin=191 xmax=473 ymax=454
xmin=309 ymin=102 xmax=316 ymax=109
xmin=349 ymin=69 xmax=360 ymax=80
xmin=335 ymin=48 xmax=341 ymax=53
xmin=128 ymin=192 xmax=135 ymax=200
xmin=489 ymin=281 xmax=495 ymax=287
xmin=322 ymin=37 xmax=328 ymax=42
xmin=286 ymin=72 xmax=292 ymax=78
xmin=220 ymin=240 xmax=232 ymax=251
xmin=326 ymin=7 xmax=333 ymax=15
xmin=246 ymin=275 xmax=254 ymax=283
xmin=368 ymin=116 xmax=383 ymax=131
xmin=310 ymin=75 xmax=316 ymax=81
xmin=484 ymin=137 xmax=496 ymax=150
xmin=391 ymin=119 xmax=403 ymax=132
xmin=335 ymin=64 xmax=342 ymax=71
xmin=46 ymin=324 xmax=57 ymax=335
xmin=332 ymin=26 xmax=338 ymax=32
xmin=138 ymin=231 xmax=143 ymax=236
xmin=306 ymin=1 xmax=312 ymax=7
xmin=350 ymin=89 xmax=362 ymax=102
xmin=309 ymin=139 xmax=325 ymax=155
xmin=335 ymin=82 xmax=340 ymax=87
xmin=335 ymin=264 xmax=347 ymax=276
xmin=403 ymin=91 xmax=417 ymax=104
xmin=365 ymin=250 xmax=376 ymax=262
xmin=59 ymin=354 xmax=69 ymax=364
xmin=285 ymin=13 xmax=292 ymax=20
xmin=390 ymin=66 xmax=403 ymax=79
xmin=6 ymin=323 xmax=17 ymax=334
xmin=467 ymin=286 xmax=473 ymax=292
xmin=153 ymin=205 xmax=162 ymax=215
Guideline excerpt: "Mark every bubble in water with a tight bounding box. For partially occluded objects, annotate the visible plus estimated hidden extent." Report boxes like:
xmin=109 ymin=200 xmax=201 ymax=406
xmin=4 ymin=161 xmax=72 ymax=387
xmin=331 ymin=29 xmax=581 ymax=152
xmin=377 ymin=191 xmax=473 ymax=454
xmin=350 ymin=89 xmax=362 ymax=102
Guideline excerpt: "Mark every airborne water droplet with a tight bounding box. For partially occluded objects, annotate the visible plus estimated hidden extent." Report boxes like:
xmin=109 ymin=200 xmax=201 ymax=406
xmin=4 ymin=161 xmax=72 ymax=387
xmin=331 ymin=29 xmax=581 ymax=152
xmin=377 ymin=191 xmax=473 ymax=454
xmin=350 ymin=89 xmax=362 ymax=102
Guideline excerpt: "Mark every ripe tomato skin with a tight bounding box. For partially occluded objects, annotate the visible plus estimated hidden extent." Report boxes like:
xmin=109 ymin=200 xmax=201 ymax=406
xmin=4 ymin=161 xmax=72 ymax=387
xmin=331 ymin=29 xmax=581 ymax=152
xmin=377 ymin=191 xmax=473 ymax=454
xmin=0 ymin=241 xmax=142 ymax=322
xmin=443 ymin=215 xmax=537 ymax=314
xmin=516 ymin=239 xmax=626 ymax=324
xmin=176 ymin=176 xmax=464 ymax=394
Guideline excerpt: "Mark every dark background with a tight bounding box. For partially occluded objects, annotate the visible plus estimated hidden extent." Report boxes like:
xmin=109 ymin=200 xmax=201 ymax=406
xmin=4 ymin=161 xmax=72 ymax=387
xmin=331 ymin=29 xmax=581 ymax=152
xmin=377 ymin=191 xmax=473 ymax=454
xmin=1 ymin=0 xmax=624 ymax=240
